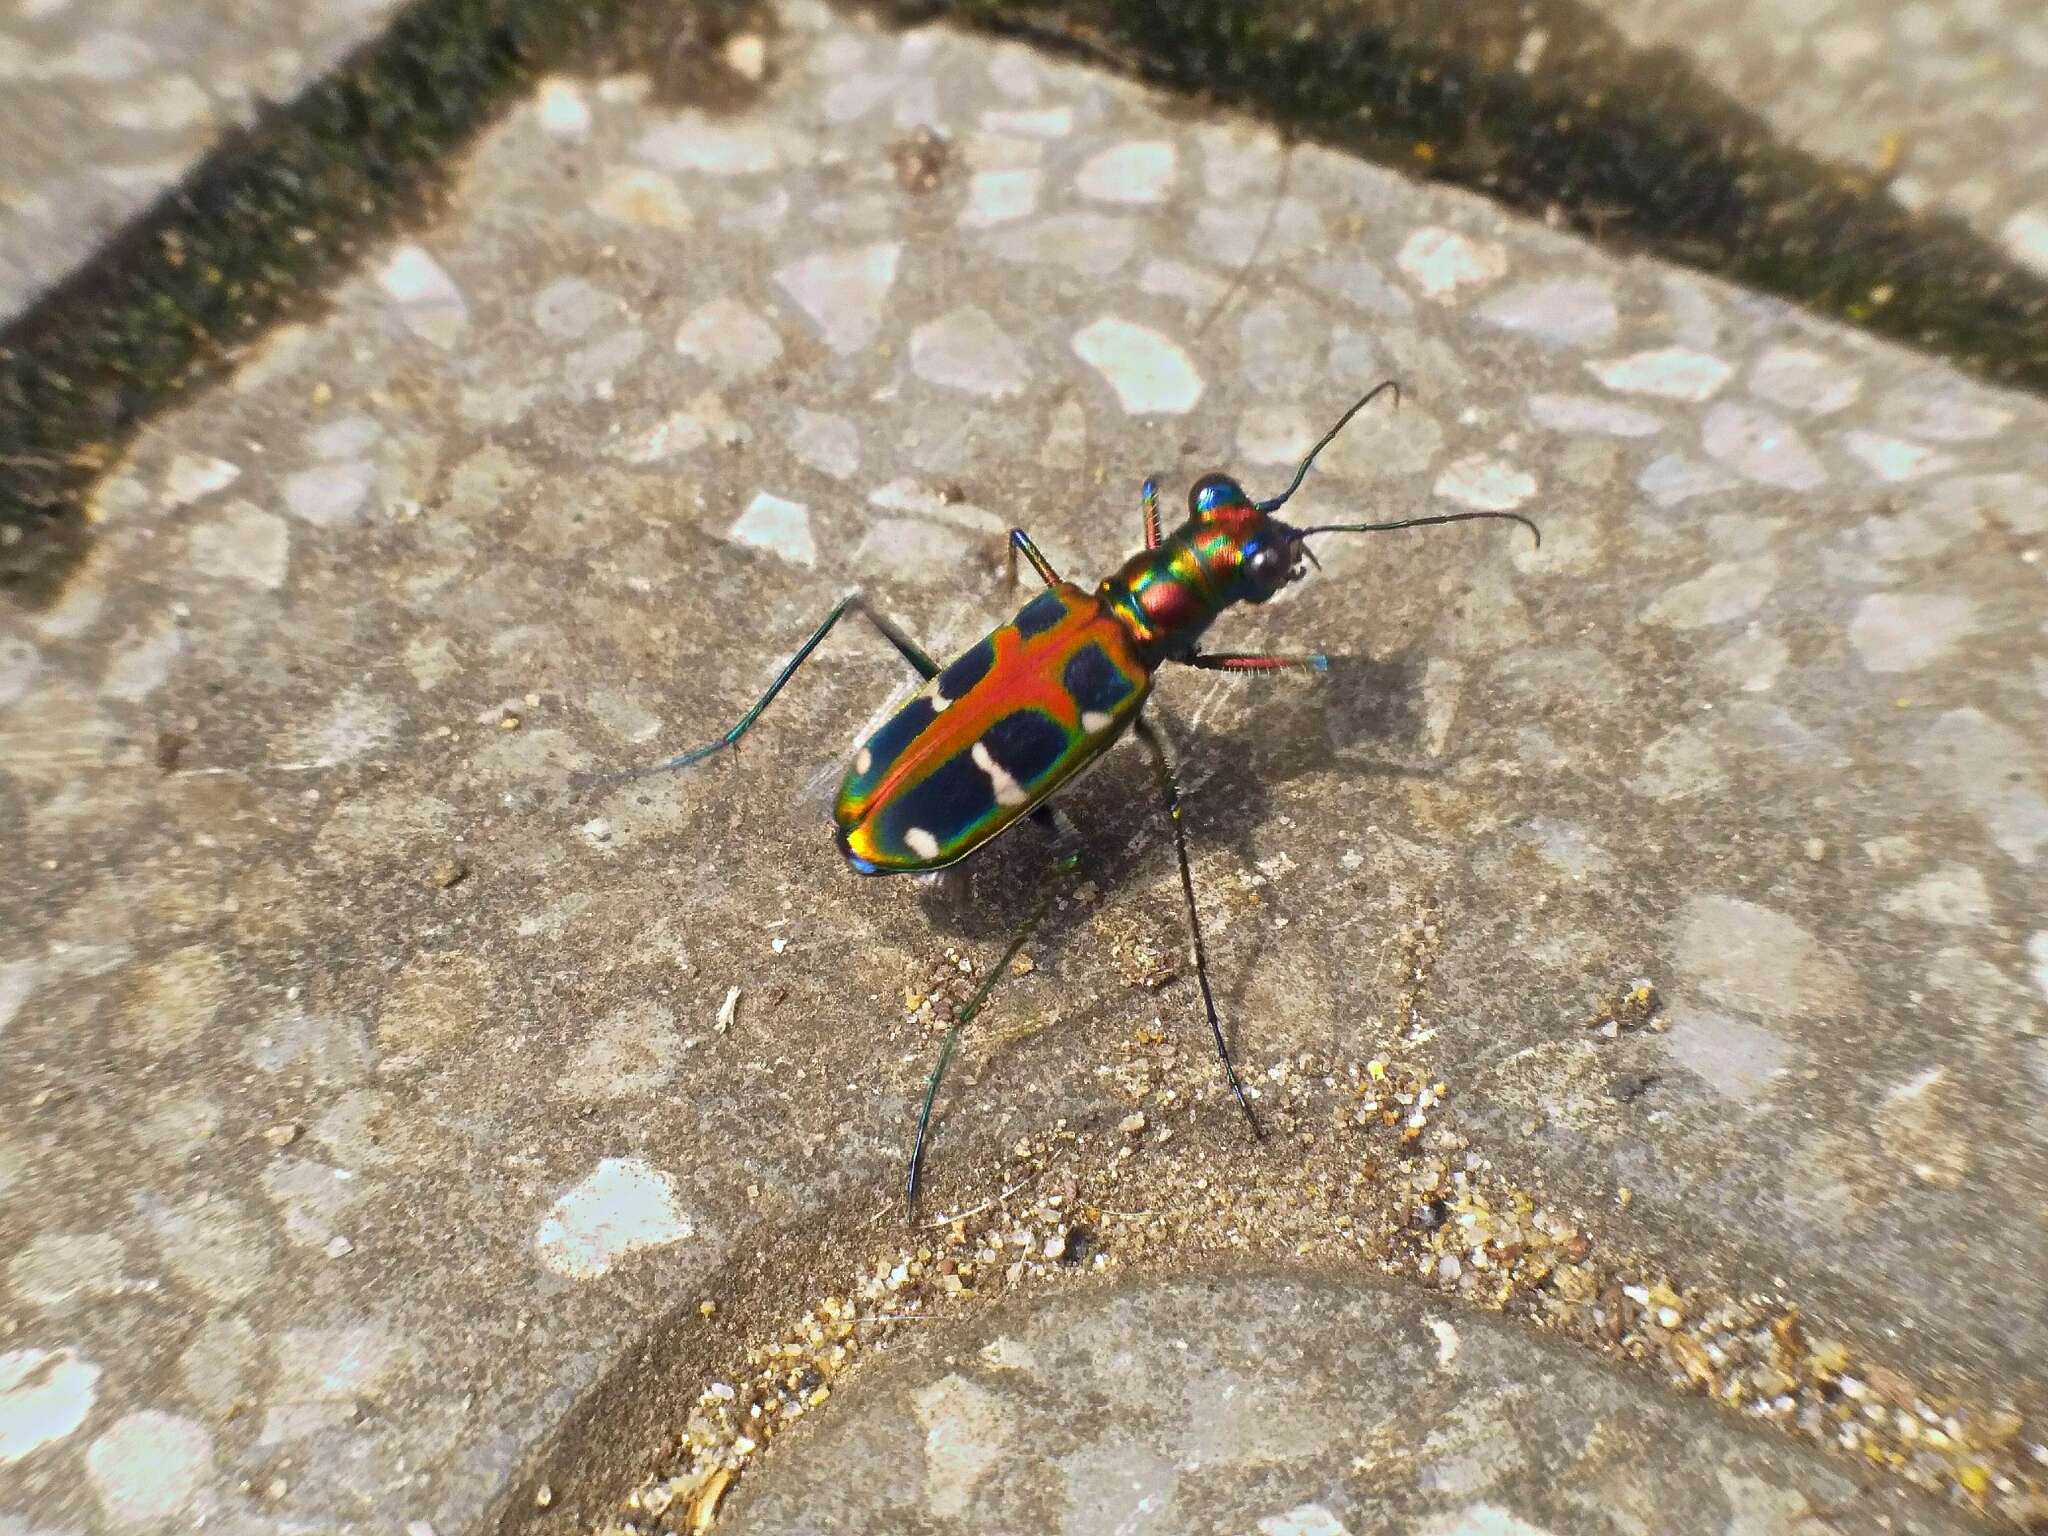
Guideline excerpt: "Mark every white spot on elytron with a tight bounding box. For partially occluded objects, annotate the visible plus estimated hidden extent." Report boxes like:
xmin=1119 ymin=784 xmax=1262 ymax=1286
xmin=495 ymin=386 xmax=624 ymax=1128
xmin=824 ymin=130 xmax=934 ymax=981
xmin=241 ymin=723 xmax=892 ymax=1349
xmin=536 ymin=1157 xmax=692 ymax=1278
xmin=1396 ymin=227 xmax=1507 ymax=302
xmin=1075 ymin=140 xmax=1176 ymax=203
xmin=675 ymin=296 xmax=783 ymax=378
xmin=1848 ymin=592 xmax=1977 ymax=672
xmin=980 ymin=106 xmax=1072 ymax=137
xmin=1588 ymin=346 xmax=1732 ymax=401
xmin=1 ymin=1346 xmax=101 ymax=1464
xmin=904 ymin=827 xmax=942 ymax=860
xmin=86 ymin=1410 xmax=213 ymax=1521
xmin=1081 ymin=711 xmax=1113 ymax=734
xmin=927 ymin=678 xmax=954 ymax=713
xmin=1072 ymin=317 xmax=1202 ymax=414
xmin=727 ymin=492 xmax=816 ymax=568
xmin=1999 ymin=207 xmax=2048 ymax=279
xmin=1433 ymin=454 xmax=1536 ymax=511
xmin=1841 ymin=431 xmax=1955 ymax=483
xmin=910 ymin=307 xmax=1030 ymax=398
xmin=1527 ymin=393 xmax=1663 ymax=437
xmin=536 ymin=77 xmax=592 ymax=137
xmin=1701 ymin=402 xmax=1826 ymax=490
xmin=855 ymin=747 xmax=872 ymax=775
xmin=1748 ymin=346 xmax=1862 ymax=416
xmin=959 ymin=168 xmax=1040 ymax=228
xmin=972 ymin=742 xmax=1028 ymax=807
xmin=773 ymin=242 xmax=901 ymax=353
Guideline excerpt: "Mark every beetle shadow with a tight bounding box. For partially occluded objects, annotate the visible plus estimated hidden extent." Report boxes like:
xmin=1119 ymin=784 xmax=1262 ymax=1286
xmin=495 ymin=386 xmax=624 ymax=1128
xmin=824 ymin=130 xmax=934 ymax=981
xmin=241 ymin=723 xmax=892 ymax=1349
xmin=909 ymin=645 xmax=1433 ymax=955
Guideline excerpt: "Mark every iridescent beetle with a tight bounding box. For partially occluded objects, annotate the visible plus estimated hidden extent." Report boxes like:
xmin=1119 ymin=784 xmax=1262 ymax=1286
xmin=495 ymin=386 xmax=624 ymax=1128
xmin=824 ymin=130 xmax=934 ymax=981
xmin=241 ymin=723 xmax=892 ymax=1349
xmin=629 ymin=385 xmax=1538 ymax=1210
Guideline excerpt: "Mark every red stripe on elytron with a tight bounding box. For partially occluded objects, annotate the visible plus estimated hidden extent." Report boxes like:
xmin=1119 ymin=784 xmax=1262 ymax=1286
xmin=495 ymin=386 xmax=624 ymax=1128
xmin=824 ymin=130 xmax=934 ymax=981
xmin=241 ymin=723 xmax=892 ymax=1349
xmin=858 ymin=603 xmax=1137 ymax=818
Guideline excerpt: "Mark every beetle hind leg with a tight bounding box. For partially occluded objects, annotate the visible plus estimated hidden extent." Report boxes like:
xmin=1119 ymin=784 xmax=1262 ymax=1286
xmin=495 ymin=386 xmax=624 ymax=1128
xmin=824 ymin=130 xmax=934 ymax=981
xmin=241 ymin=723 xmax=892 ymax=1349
xmin=580 ymin=593 xmax=937 ymax=796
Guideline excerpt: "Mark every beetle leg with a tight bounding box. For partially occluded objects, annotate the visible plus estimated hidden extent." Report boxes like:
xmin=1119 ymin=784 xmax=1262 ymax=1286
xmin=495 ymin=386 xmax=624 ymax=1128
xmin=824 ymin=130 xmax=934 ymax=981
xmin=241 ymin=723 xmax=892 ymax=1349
xmin=1132 ymin=713 xmax=1262 ymax=1142
xmin=1007 ymin=527 xmax=1061 ymax=590
xmin=1181 ymin=651 xmax=1329 ymax=674
xmin=1140 ymin=477 xmax=1162 ymax=550
xmin=588 ymin=594 xmax=936 ymax=791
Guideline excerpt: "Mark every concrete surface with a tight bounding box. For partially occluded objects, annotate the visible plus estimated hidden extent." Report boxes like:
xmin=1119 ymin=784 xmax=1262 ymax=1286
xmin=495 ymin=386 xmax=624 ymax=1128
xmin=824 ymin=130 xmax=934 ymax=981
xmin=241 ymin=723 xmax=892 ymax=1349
xmin=2 ymin=2 xmax=2045 ymax=1535
xmin=1584 ymin=0 xmax=2048 ymax=279
xmin=0 ymin=0 xmax=405 ymax=321
xmin=723 ymin=1273 xmax=1980 ymax=1535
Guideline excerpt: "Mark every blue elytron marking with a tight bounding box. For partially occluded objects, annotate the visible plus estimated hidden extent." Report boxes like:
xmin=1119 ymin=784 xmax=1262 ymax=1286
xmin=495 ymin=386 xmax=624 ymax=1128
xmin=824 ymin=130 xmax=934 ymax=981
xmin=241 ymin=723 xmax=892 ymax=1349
xmin=981 ymin=709 xmax=1069 ymax=789
xmin=857 ymin=696 xmax=937 ymax=788
xmin=1060 ymin=642 xmax=1135 ymax=716
xmin=1012 ymin=590 xmax=1068 ymax=639
xmin=936 ymin=637 xmax=996 ymax=701
xmin=878 ymin=752 xmax=994 ymax=859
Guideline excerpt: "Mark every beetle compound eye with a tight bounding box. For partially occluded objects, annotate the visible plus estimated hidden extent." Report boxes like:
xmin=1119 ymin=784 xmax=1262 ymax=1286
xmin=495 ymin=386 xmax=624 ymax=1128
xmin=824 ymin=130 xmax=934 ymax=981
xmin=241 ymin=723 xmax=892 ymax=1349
xmin=1246 ymin=544 xmax=1288 ymax=585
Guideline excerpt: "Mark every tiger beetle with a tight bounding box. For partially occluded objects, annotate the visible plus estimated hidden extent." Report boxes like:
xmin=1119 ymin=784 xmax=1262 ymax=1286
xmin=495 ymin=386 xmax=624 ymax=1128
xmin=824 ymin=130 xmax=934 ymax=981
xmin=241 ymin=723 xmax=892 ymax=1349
xmin=626 ymin=383 xmax=1538 ymax=1214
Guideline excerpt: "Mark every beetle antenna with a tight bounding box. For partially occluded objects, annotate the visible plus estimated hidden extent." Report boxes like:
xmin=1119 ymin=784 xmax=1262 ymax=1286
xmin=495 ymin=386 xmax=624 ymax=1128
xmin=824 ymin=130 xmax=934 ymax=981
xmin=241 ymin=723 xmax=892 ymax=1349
xmin=1255 ymin=380 xmax=1401 ymax=512
xmin=1298 ymin=510 xmax=1542 ymax=548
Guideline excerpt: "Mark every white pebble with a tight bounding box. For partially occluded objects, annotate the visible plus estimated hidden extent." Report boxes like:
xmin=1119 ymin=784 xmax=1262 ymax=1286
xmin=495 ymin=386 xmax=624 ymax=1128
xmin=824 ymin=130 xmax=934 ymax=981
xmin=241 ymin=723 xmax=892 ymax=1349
xmin=1588 ymin=346 xmax=1732 ymax=401
xmin=727 ymin=492 xmax=816 ymax=567
xmin=959 ymin=167 xmax=1040 ymax=228
xmin=1700 ymin=402 xmax=1825 ymax=490
xmin=1075 ymin=140 xmax=1176 ymax=204
xmin=1434 ymin=454 xmax=1536 ymax=511
xmin=675 ymin=296 xmax=783 ymax=378
xmin=161 ymin=453 xmax=240 ymax=508
xmin=1841 ymin=431 xmax=1955 ymax=483
xmin=774 ymin=243 xmax=900 ymax=353
xmin=536 ymin=78 xmax=591 ymax=138
xmin=1748 ymin=346 xmax=1861 ymax=416
xmin=1999 ymin=207 xmax=2048 ymax=279
xmin=1072 ymin=317 xmax=1202 ymax=414
xmin=1397 ymin=227 xmax=1507 ymax=302
xmin=910 ymin=306 xmax=1029 ymax=399
xmin=1528 ymin=393 xmax=1663 ymax=437
xmin=535 ymin=1158 xmax=693 ymax=1279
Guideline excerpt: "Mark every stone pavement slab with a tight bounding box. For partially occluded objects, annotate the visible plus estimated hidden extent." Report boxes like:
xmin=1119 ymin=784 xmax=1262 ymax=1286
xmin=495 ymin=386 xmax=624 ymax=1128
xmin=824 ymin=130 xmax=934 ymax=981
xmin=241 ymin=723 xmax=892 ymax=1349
xmin=1582 ymin=0 xmax=2048 ymax=279
xmin=721 ymin=1273 xmax=1979 ymax=1536
xmin=0 ymin=0 xmax=405 ymax=321
xmin=1 ymin=2 xmax=2044 ymax=1534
